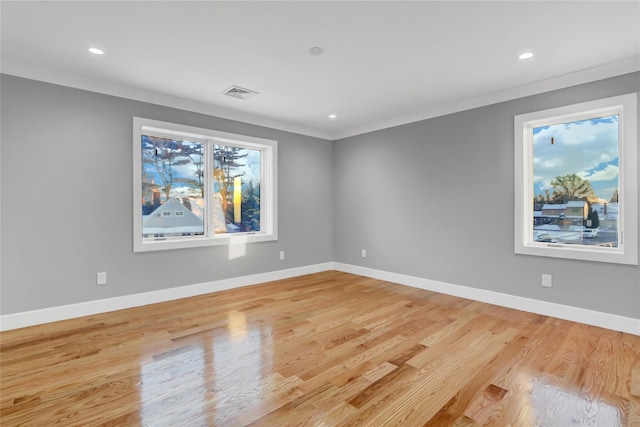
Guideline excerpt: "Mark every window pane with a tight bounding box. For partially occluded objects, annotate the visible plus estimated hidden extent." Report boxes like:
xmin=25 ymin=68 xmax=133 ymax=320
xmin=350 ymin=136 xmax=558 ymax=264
xmin=212 ymin=145 xmax=261 ymax=234
xmin=141 ymin=135 xmax=205 ymax=239
xmin=532 ymin=115 xmax=618 ymax=247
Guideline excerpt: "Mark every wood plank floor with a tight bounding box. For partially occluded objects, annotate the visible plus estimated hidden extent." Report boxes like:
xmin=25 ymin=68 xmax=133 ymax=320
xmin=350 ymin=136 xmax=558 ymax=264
xmin=1 ymin=271 xmax=639 ymax=426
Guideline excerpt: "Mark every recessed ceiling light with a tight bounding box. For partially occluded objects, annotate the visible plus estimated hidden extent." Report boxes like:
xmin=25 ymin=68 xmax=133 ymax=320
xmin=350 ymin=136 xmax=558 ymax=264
xmin=89 ymin=47 xmax=104 ymax=55
xmin=309 ymin=46 xmax=324 ymax=56
xmin=328 ymin=114 xmax=337 ymax=120
xmin=519 ymin=52 xmax=534 ymax=60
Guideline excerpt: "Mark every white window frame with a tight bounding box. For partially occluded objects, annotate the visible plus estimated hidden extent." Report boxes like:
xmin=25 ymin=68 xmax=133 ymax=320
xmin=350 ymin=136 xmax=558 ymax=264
xmin=514 ymin=93 xmax=638 ymax=265
xmin=133 ymin=117 xmax=278 ymax=252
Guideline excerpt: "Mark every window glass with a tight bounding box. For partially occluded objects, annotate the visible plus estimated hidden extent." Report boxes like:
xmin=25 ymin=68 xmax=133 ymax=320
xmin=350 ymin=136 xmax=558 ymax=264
xmin=532 ymin=115 xmax=618 ymax=247
xmin=141 ymin=135 xmax=205 ymax=239
xmin=212 ymin=146 xmax=261 ymax=234
xmin=133 ymin=117 xmax=277 ymax=252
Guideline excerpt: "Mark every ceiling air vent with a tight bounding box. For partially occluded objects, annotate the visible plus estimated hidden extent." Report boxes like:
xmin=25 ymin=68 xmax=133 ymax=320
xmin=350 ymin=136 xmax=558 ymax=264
xmin=222 ymin=85 xmax=259 ymax=100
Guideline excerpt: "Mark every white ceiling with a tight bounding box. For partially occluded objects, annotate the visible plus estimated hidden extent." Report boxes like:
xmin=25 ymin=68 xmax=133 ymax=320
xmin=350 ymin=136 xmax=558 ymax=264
xmin=2 ymin=1 xmax=639 ymax=140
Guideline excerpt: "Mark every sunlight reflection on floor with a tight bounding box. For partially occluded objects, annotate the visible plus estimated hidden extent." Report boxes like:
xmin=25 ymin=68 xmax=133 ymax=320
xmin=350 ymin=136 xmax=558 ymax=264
xmin=138 ymin=312 xmax=273 ymax=426
xmin=516 ymin=373 xmax=625 ymax=426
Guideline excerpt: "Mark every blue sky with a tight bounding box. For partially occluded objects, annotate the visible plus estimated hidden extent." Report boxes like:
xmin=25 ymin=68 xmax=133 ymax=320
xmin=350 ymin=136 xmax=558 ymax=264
xmin=533 ymin=115 xmax=619 ymax=202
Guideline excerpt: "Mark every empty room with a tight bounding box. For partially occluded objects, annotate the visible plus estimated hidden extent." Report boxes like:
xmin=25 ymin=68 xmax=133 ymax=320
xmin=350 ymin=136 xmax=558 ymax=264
xmin=1 ymin=1 xmax=639 ymax=426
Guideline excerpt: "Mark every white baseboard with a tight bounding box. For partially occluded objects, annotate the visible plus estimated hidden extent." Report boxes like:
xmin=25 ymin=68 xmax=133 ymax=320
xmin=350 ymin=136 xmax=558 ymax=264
xmin=333 ymin=263 xmax=640 ymax=336
xmin=0 ymin=263 xmax=333 ymax=331
xmin=2 ymin=261 xmax=638 ymax=336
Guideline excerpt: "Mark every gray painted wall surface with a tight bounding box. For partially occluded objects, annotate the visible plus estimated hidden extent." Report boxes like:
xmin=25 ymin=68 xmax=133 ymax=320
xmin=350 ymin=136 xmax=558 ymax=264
xmin=1 ymin=75 xmax=334 ymax=314
xmin=333 ymin=72 xmax=640 ymax=319
xmin=2 ymin=73 xmax=639 ymax=320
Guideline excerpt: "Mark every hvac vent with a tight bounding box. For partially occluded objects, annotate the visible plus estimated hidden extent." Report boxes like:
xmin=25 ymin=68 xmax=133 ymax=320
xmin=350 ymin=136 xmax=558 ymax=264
xmin=222 ymin=85 xmax=259 ymax=100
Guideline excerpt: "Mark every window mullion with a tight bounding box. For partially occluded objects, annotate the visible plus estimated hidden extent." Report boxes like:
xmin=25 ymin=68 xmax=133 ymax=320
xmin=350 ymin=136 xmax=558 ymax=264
xmin=204 ymin=141 xmax=211 ymax=238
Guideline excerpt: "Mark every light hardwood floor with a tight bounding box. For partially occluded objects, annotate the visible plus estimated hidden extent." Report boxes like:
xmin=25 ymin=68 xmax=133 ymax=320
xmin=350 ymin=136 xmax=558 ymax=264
xmin=1 ymin=271 xmax=639 ymax=426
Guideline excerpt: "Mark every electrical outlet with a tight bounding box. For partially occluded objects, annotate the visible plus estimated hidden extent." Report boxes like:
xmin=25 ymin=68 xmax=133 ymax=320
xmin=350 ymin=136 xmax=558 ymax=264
xmin=280 ymin=251 xmax=285 ymax=260
xmin=541 ymin=274 xmax=552 ymax=288
xmin=97 ymin=272 xmax=107 ymax=286
xmin=361 ymin=249 xmax=367 ymax=258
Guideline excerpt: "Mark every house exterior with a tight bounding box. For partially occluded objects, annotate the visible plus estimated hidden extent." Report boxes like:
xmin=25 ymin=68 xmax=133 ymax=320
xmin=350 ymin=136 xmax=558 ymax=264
xmin=541 ymin=203 xmax=567 ymax=219
xmin=565 ymin=201 xmax=588 ymax=223
xmin=142 ymin=195 xmax=232 ymax=236
xmin=591 ymin=202 xmax=619 ymax=221
xmin=539 ymin=201 xmax=587 ymax=226
xmin=143 ymin=197 xmax=204 ymax=236
xmin=590 ymin=202 xmax=619 ymax=230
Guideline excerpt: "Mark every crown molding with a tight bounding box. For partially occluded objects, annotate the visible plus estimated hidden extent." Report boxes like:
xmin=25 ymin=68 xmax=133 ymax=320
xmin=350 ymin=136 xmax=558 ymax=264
xmin=0 ymin=59 xmax=333 ymax=141
xmin=2 ymin=56 xmax=638 ymax=141
xmin=333 ymin=56 xmax=640 ymax=140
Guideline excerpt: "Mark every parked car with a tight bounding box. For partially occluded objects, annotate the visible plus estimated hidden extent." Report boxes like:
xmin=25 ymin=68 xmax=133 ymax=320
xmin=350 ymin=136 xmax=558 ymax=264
xmin=535 ymin=233 xmax=557 ymax=243
xmin=583 ymin=227 xmax=599 ymax=238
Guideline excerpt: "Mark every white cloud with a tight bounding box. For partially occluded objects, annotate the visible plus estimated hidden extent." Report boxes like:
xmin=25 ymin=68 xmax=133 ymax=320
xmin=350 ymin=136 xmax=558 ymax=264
xmin=237 ymin=149 xmax=261 ymax=185
xmin=533 ymin=118 xmax=618 ymax=186
xmin=580 ymin=164 xmax=618 ymax=182
xmin=533 ymin=118 xmax=620 ymax=200
xmin=538 ymin=178 xmax=554 ymax=192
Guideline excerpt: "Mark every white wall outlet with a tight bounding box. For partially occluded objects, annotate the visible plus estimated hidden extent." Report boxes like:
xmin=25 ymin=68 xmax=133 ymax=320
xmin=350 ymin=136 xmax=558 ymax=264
xmin=361 ymin=249 xmax=367 ymax=258
xmin=541 ymin=274 xmax=552 ymax=288
xmin=97 ymin=272 xmax=107 ymax=286
xmin=280 ymin=251 xmax=285 ymax=260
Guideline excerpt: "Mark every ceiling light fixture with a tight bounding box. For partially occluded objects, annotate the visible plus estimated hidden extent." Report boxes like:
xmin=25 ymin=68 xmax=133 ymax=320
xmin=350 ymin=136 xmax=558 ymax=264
xmin=328 ymin=114 xmax=337 ymax=120
xmin=519 ymin=52 xmax=533 ymax=60
xmin=309 ymin=46 xmax=324 ymax=56
xmin=89 ymin=47 xmax=104 ymax=55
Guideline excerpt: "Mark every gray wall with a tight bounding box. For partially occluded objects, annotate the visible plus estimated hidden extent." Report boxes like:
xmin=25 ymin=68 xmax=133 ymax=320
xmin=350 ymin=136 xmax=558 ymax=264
xmin=1 ymin=75 xmax=334 ymax=314
xmin=333 ymin=72 xmax=640 ymax=319
xmin=2 ymin=73 xmax=639 ymax=320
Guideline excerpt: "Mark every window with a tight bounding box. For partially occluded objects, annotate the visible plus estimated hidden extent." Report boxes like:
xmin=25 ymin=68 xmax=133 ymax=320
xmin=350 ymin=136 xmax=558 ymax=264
xmin=514 ymin=93 xmax=637 ymax=265
xmin=133 ymin=117 xmax=277 ymax=252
